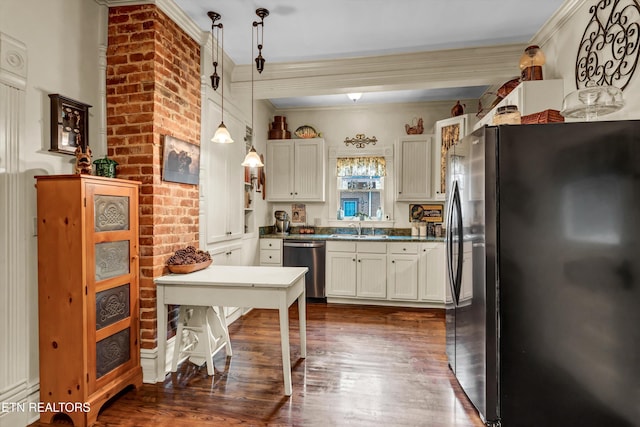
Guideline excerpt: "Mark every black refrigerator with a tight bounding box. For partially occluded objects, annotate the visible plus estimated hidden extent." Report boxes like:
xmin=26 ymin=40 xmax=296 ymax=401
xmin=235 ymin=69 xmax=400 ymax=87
xmin=445 ymin=121 xmax=640 ymax=427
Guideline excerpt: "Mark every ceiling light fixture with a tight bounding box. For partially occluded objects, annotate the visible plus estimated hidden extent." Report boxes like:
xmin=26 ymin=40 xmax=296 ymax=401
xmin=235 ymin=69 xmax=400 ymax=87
xmin=242 ymin=8 xmax=269 ymax=167
xmin=209 ymin=11 xmax=234 ymax=144
xmin=253 ymin=8 xmax=269 ymax=74
xmin=347 ymin=93 xmax=362 ymax=103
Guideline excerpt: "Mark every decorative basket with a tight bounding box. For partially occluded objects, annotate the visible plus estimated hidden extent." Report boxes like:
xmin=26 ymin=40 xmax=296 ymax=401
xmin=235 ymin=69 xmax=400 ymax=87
xmin=167 ymin=259 xmax=212 ymax=274
xmin=521 ymin=109 xmax=564 ymax=124
xmin=93 ymin=156 xmax=118 ymax=178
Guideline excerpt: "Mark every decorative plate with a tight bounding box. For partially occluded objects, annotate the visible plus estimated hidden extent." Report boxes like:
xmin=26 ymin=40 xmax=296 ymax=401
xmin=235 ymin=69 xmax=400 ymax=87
xmin=295 ymin=125 xmax=317 ymax=139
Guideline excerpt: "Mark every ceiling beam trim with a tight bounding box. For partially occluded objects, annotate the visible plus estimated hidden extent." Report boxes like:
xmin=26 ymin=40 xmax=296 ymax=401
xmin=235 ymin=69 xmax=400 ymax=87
xmin=231 ymin=44 xmax=524 ymax=99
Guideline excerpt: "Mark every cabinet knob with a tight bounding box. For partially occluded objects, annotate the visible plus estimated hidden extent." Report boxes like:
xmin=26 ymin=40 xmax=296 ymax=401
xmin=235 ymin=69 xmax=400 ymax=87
xmin=392 ymin=260 xmax=395 ymax=263
xmin=268 ymin=243 xmax=272 ymax=247
xmin=269 ymin=256 xmax=272 ymax=259
xmin=290 ymin=192 xmax=293 ymax=195
xmin=358 ymin=259 xmax=361 ymax=263
xmin=352 ymin=258 xmax=356 ymax=261
xmin=403 ymin=248 xmax=407 ymax=251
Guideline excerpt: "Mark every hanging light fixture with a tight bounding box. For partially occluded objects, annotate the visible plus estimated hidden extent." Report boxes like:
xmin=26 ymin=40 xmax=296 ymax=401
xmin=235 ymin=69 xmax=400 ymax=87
xmin=253 ymin=8 xmax=269 ymax=74
xmin=209 ymin=11 xmax=234 ymax=144
xmin=242 ymin=8 xmax=269 ymax=167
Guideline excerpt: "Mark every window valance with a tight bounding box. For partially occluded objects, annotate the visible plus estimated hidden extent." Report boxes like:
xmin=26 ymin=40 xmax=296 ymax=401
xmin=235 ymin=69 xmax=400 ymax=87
xmin=336 ymin=156 xmax=386 ymax=177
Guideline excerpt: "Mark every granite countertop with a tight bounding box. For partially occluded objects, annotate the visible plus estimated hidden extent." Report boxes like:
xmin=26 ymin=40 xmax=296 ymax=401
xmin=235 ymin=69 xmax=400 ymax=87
xmin=260 ymin=233 xmax=445 ymax=242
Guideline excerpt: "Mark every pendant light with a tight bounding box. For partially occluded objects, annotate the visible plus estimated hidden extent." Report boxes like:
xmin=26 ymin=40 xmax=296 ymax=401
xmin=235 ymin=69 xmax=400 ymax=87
xmin=242 ymin=8 xmax=269 ymax=167
xmin=209 ymin=11 xmax=234 ymax=144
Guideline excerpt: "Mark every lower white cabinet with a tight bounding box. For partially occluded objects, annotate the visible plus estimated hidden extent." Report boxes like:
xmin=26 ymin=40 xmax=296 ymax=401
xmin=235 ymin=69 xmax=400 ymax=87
xmin=419 ymin=242 xmax=446 ymax=302
xmin=356 ymin=242 xmax=387 ymax=298
xmin=326 ymin=240 xmax=446 ymax=305
xmin=326 ymin=241 xmax=357 ymax=296
xmin=209 ymin=243 xmax=243 ymax=318
xmin=460 ymin=242 xmax=473 ymax=302
xmin=259 ymin=238 xmax=282 ymax=266
xmin=387 ymin=243 xmax=419 ymax=300
xmin=326 ymin=241 xmax=386 ymax=298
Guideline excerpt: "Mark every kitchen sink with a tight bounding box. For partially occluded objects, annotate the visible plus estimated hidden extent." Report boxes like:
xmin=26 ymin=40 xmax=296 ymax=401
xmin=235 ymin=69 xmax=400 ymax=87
xmin=329 ymin=234 xmax=388 ymax=239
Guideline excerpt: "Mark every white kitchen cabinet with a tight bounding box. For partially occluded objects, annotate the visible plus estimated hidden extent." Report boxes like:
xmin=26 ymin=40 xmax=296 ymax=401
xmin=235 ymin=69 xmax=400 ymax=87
xmin=259 ymin=238 xmax=282 ymax=266
xmin=209 ymin=243 xmax=243 ymax=318
xmin=356 ymin=242 xmax=387 ymax=298
xmin=460 ymin=242 xmax=473 ymax=302
xmin=434 ymin=114 xmax=476 ymax=201
xmin=327 ymin=241 xmax=387 ymax=298
xmin=204 ymin=99 xmax=244 ymax=244
xmin=387 ymin=242 xmax=419 ymax=300
xmin=266 ymin=138 xmax=325 ymax=202
xmin=396 ymin=134 xmax=433 ymax=201
xmin=419 ymin=242 xmax=446 ymax=302
xmin=326 ymin=241 xmax=357 ymax=297
xmin=474 ymin=79 xmax=565 ymax=130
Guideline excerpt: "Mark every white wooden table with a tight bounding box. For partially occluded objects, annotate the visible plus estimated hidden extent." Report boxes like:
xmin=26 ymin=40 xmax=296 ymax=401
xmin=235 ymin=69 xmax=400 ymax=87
xmin=155 ymin=265 xmax=308 ymax=395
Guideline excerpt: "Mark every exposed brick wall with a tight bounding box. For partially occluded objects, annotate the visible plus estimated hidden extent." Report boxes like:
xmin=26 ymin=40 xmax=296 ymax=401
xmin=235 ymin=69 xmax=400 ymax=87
xmin=106 ymin=5 xmax=201 ymax=350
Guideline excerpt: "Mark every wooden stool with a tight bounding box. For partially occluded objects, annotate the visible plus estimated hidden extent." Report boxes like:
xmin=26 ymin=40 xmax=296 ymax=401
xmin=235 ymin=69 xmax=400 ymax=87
xmin=172 ymin=305 xmax=232 ymax=375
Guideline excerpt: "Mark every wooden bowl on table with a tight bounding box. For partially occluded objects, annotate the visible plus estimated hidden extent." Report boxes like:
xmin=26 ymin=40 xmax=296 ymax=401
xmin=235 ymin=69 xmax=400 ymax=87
xmin=167 ymin=259 xmax=212 ymax=274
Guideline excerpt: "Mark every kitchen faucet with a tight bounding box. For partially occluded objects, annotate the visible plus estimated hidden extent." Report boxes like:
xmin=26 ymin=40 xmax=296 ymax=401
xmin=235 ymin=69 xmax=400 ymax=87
xmin=348 ymin=222 xmax=362 ymax=236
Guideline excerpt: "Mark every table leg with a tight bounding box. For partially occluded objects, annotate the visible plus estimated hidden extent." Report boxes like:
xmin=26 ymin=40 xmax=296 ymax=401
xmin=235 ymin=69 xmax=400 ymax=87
xmin=156 ymin=288 xmax=167 ymax=382
xmin=216 ymin=306 xmax=233 ymax=357
xmin=278 ymin=295 xmax=292 ymax=396
xmin=298 ymin=279 xmax=307 ymax=359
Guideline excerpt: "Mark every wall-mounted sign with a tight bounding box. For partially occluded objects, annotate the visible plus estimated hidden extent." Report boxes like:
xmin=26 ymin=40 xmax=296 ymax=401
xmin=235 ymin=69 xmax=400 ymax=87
xmin=410 ymin=204 xmax=443 ymax=223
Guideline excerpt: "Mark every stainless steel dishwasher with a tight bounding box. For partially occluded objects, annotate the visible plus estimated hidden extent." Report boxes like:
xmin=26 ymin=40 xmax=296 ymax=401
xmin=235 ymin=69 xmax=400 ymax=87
xmin=283 ymin=240 xmax=326 ymax=301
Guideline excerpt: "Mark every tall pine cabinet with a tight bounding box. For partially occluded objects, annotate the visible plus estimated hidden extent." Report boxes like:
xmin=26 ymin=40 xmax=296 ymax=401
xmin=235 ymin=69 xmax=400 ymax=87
xmin=36 ymin=175 xmax=142 ymax=426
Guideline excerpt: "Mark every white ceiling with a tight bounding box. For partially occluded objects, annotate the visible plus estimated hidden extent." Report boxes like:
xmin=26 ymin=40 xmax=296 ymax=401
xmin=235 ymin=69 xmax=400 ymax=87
xmin=174 ymin=0 xmax=566 ymax=108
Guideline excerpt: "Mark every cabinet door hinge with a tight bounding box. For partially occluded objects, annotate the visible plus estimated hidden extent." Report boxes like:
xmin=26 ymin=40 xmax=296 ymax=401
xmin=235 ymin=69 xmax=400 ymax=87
xmin=84 ymin=197 xmax=86 ymax=207
xmin=85 ymin=286 xmax=88 ymax=295
xmin=86 ymin=373 xmax=89 ymax=383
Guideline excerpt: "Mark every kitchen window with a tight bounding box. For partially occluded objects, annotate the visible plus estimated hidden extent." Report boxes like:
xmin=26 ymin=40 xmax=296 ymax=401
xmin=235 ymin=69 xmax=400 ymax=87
xmin=336 ymin=156 xmax=386 ymax=220
xmin=328 ymin=146 xmax=394 ymax=224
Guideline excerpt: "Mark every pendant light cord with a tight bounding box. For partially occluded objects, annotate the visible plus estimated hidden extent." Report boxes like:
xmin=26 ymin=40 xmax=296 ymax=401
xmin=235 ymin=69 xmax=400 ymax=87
xmin=251 ymin=25 xmax=255 ymax=138
xmin=220 ymin=27 xmax=224 ymax=123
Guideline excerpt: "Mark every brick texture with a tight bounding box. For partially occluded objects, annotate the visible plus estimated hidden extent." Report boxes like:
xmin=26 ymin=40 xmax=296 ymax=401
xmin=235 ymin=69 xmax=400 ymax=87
xmin=106 ymin=5 xmax=201 ymax=350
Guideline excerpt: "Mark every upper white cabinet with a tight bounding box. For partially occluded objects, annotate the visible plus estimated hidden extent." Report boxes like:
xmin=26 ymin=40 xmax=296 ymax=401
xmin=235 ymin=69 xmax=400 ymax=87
xmin=266 ymin=138 xmax=325 ymax=202
xmin=396 ymin=134 xmax=433 ymax=201
xmin=433 ymin=114 xmax=476 ymax=201
xmin=204 ymin=98 xmax=244 ymax=244
xmin=474 ymin=79 xmax=565 ymax=130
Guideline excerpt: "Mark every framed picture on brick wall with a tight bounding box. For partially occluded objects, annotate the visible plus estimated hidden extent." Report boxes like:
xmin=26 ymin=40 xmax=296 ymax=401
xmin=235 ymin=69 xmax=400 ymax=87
xmin=48 ymin=94 xmax=91 ymax=155
xmin=162 ymin=135 xmax=200 ymax=185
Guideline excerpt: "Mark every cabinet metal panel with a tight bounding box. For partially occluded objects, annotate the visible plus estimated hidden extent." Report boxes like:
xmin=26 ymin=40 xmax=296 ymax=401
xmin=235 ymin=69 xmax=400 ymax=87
xmin=95 ymin=240 xmax=130 ymax=281
xmin=96 ymin=328 xmax=130 ymax=379
xmin=94 ymin=195 xmax=129 ymax=232
xmin=95 ymin=284 xmax=130 ymax=330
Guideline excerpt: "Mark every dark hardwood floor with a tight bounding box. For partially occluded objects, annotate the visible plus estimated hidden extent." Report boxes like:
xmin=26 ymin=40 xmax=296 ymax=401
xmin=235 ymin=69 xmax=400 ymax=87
xmin=32 ymin=303 xmax=484 ymax=427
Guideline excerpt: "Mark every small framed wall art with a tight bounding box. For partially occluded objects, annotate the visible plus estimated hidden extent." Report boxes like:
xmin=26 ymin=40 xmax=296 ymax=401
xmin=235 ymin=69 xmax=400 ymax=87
xmin=162 ymin=135 xmax=200 ymax=185
xmin=48 ymin=94 xmax=91 ymax=155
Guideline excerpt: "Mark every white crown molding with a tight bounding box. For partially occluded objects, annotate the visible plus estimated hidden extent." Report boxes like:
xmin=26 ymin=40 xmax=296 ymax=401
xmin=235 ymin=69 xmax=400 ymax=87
xmin=0 ymin=32 xmax=27 ymax=90
xmin=102 ymin=0 xmax=207 ymax=45
xmin=231 ymin=44 xmax=525 ymax=99
xmin=531 ymin=0 xmax=587 ymax=47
